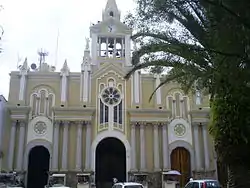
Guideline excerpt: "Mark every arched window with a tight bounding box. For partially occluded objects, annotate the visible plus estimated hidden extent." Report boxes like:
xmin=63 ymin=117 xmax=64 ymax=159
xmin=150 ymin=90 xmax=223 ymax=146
xmin=109 ymin=11 xmax=114 ymax=17
xmin=166 ymin=91 xmax=190 ymax=119
xmin=30 ymin=87 xmax=55 ymax=119
xmin=99 ymin=81 xmax=124 ymax=131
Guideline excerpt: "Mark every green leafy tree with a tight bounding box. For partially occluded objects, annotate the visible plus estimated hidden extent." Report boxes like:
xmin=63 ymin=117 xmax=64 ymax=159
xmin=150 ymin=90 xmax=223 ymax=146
xmin=124 ymin=0 xmax=250 ymax=187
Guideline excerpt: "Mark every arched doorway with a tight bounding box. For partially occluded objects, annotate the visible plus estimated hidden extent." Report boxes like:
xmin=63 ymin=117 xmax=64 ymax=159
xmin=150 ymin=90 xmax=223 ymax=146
xmin=95 ymin=137 xmax=126 ymax=188
xmin=27 ymin=146 xmax=50 ymax=188
xmin=171 ymin=147 xmax=191 ymax=187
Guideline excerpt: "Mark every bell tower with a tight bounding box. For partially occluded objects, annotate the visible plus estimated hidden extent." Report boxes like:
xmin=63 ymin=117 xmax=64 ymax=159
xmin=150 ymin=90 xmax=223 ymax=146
xmin=90 ymin=0 xmax=132 ymax=67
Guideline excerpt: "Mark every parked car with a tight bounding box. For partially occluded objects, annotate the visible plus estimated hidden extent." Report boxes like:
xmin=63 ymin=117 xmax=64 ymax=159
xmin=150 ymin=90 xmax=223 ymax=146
xmin=112 ymin=182 xmax=144 ymax=188
xmin=184 ymin=179 xmax=221 ymax=188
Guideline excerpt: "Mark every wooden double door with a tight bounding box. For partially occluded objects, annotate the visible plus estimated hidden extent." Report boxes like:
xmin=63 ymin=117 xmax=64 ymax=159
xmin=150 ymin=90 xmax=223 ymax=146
xmin=171 ymin=147 xmax=191 ymax=187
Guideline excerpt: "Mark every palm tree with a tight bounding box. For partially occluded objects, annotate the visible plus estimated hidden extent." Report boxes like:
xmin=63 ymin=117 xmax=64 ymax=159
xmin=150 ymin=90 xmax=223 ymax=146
xmin=124 ymin=0 xmax=250 ymax=187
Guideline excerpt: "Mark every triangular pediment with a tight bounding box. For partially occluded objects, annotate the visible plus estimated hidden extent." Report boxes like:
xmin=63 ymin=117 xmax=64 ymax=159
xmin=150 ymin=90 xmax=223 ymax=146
xmin=92 ymin=62 xmax=127 ymax=80
xmin=90 ymin=18 xmax=132 ymax=36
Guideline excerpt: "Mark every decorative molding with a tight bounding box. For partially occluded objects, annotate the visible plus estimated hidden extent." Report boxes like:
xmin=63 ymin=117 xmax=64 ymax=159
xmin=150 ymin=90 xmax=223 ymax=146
xmin=189 ymin=108 xmax=210 ymax=117
xmin=191 ymin=118 xmax=210 ymax=124
xmin=127 ymin=108 xmax=170 ymax=115
xmin=130 ymin=117 xmax=169 ymax=122
xmin=53 ymin=107 xmax=95 ymax=113
xmin=7 ymin=105 xmax=31 ymax=120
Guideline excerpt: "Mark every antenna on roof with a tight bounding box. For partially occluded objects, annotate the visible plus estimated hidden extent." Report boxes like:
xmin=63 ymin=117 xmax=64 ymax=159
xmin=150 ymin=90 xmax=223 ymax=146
xmin=37 ymin=48 xmax=48 ymax=71
xmin=54 ymin=28 xmax=60 ymax=69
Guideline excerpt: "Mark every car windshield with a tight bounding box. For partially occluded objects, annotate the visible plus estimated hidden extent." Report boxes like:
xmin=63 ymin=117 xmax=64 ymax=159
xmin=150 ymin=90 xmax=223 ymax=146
xmin=125 ymin=185 xmax=143 ymax=188
xmin=205 ymin=181 xmax=220 ymax=188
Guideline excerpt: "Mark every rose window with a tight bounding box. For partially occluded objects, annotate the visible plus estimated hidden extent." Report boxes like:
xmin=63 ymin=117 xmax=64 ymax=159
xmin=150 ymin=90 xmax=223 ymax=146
xmin=34 ymin=121 xmax=47 ymax=135
xmin=174 ymin=124 xmax=186 ymax=137
xmin=101 ymin=87 xmax=121 ymax=105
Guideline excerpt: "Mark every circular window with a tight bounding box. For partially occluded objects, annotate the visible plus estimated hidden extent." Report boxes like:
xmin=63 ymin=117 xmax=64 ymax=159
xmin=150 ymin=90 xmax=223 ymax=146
xmin=34 ymin=121 xmax=47 ymax=135
xmin=101 ymin=87 xmax=121 ymax=105
xmin=174 ymin=124 xmax=186 ymax=137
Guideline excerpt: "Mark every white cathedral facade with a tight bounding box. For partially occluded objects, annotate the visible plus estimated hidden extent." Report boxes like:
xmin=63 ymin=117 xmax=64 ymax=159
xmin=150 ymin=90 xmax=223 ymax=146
xmin=0 ymin=0 xmax=217 ymax=188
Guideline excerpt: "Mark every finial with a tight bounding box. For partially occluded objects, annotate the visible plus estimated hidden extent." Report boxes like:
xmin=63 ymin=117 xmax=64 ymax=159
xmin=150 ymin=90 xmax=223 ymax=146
xmin=60 ymin=59 xmax=70 ymax=75
xmin=85 ymin=37 xmax=90 ymax=50
xmin=20 ymin=57 xmax=28 ymax=71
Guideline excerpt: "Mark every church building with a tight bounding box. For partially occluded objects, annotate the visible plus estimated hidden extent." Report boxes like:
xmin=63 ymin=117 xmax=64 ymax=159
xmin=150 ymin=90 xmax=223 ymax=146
xmin=1 ymin=0 xmax=218 ymax=188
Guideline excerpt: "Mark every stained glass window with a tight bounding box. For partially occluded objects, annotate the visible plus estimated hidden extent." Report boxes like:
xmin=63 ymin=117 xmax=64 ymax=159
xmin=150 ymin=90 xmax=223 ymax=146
xmin=101 ymin=87 xmax=121 ymax=105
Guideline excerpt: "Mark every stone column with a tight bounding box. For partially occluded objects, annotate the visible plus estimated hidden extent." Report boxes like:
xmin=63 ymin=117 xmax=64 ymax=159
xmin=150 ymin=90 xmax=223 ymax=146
xmin=75 ymin=121 xmax=83 ymax=170
xmin=202 ymin=124 xmax=210 ymax=170
xmin=193 ymin=123 xmax=202 ymax=171
xmin=16 ymin=121 xmax=26 ymax=170
xmin=130 ymin=122 xmax=137 ymax=170
xmin=85 ymin=121 xmax=91 ymax=170
xmin=8 ymin=121 xmax=17 ymax=170
xmin=140 ymin=122 xmax=146 ymax=171
xmin=153 ymin=123 xmax=160 ymax=171
xmin=162 ymin=122 xmax=169 ymax=170
xmin=52 ymin=121 xmax=60 ymax=170
xmin=61 ymin=121 xmax=69 ymax=170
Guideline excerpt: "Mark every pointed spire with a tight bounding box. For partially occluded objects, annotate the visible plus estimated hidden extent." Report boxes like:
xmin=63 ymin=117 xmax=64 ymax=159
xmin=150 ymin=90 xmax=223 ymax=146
xmin=22 ymin=57 xmax=28 ymax=69
xmin=85 ymin=37 xmax=90 ymax=51
xmin=105 ymin=0 xmax=118 ymax=11
xmin=19 ymin=57 xmax=29 ymax=73
xmin=60 ymin=59 xmax=70 ymax=75
xmin=102 ymin=0 xmax=120 ymax=21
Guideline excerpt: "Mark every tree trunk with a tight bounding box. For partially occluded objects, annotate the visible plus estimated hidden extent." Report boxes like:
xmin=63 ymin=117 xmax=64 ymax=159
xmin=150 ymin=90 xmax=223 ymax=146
xmin=227 ymin=165 xmax=250 ymax=188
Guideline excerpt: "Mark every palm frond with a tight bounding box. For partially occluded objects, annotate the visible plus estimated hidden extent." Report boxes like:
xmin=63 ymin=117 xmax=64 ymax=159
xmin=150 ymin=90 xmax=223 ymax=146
xmin=148 ymin=72 xmax=186 ymax=101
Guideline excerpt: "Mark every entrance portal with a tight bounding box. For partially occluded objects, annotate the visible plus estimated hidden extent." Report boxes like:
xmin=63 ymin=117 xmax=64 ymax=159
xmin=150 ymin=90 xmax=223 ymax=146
xmin=27 ymin=146 xmax=50 ymax=188
xmin=95 ymin=137 xmax=126 ymax=188
xmin=171 ymin=147 xmax=191 ymax=187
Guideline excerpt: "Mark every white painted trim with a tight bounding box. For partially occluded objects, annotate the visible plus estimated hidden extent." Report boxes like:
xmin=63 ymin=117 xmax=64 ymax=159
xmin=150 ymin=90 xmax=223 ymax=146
xmin=23 ymin=139 xmax=52 ymax=171
xmin=91 ymin=130 xmax=131 ymax=181
xmin=130 ymin=117 xmax=169 ymax=122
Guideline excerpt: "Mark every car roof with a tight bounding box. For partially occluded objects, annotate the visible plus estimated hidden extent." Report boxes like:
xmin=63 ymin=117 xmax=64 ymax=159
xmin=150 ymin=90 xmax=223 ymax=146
xmin=115 ymin=182 xmax=143 ymax=186
xmin=189 ymin=179 xmax=219 ymax=183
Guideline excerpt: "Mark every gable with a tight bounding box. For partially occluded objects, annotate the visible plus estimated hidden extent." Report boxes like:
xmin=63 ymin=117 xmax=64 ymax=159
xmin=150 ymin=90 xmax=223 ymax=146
xmin=92 ymin=62 xmax=126 ymax=80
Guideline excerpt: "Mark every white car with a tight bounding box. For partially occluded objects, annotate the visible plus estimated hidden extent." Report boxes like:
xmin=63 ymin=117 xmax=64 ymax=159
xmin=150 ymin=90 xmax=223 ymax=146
xmin=47 ymin=184 xmax=70 ymax=188
xmin=112 ymin=182 xmax=143 ymax=188
xmin=184 ymin=179 xmax=221 ymax=188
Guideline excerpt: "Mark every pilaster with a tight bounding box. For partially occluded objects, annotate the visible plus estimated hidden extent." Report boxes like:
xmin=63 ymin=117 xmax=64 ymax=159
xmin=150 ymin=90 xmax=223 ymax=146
xmin=75 ymin=121 xmax=83 ymax=171
xmin=153 ymin=123 xmax=160 ymax=171
xmin=130 ymin=122 xmax=137 ymax=171
xmin=139 ymin=122 xmax=146 ymax=171
xmin=8 ymin=121 xmax=17 ymax=170
xmin=52 ymin=121 xmax=60 ymax=171
xmin=162 ymin=122 xmax=170 ymax=171
xmin=16 ymin=121 xmax=26 ymax=171
xmin=85 ymin=121 xmax=92 ymax=171
xmin=202 ymin=123 xmax=210 ymax=170
xmin=193 ymin=123 xmax=202 ymax=171
xmin=61 ymin=121 xmax=69 ymax=171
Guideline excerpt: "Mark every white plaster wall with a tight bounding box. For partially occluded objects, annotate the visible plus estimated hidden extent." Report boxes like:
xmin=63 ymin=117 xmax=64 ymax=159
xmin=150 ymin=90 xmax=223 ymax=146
xmin=27 ymin=116 xmax=53 ymax=144
xmin=168 ymin=118 xmax=193 ymax=146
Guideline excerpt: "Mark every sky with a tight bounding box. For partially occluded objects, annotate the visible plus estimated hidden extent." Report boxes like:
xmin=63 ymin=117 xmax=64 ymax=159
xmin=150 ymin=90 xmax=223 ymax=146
xmin=0 ymin=0 xmax=135 ymax=99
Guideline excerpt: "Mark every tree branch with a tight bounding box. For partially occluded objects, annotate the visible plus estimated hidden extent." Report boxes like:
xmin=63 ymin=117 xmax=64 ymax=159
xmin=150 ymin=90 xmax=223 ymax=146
xmin=203 ymin=0 xmax=250 ymax=29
